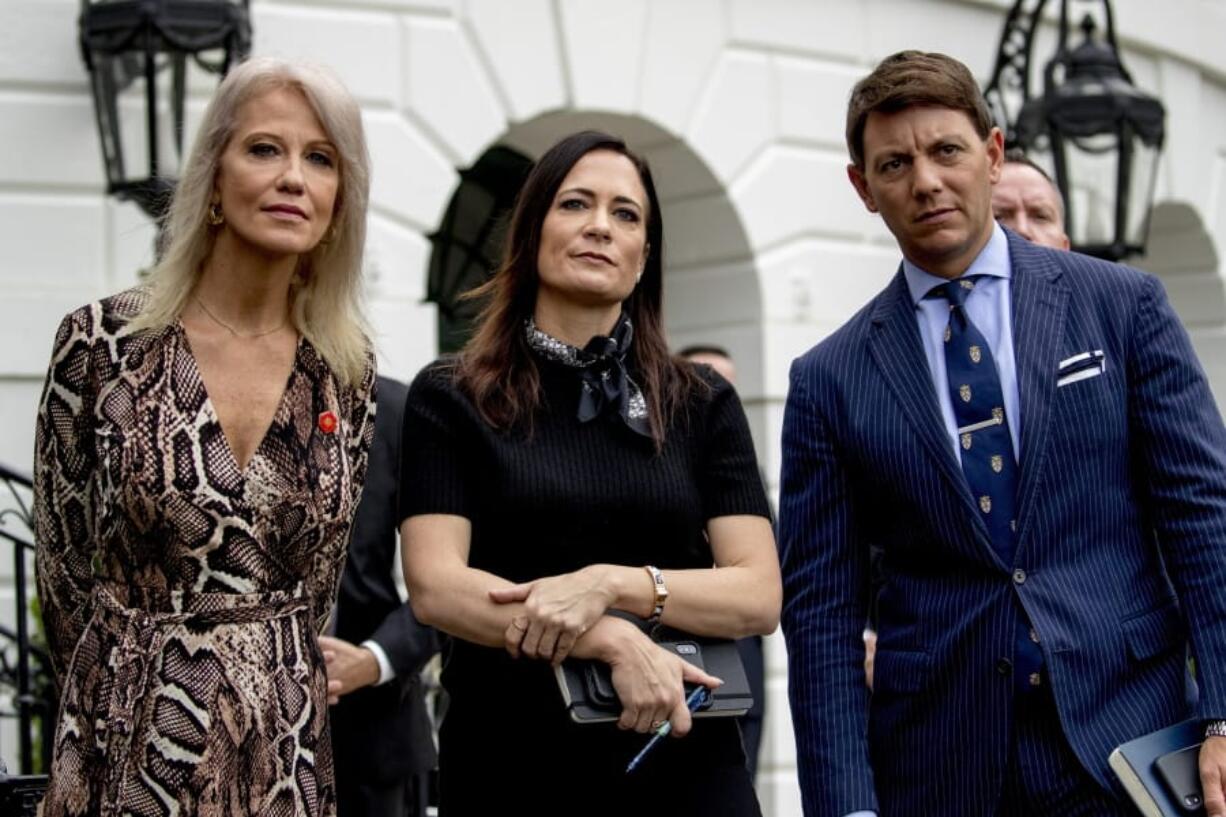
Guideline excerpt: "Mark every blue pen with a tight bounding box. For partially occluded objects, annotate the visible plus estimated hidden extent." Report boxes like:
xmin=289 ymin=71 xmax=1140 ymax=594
xmin=625 ymin=685 xmax=711 ymax=773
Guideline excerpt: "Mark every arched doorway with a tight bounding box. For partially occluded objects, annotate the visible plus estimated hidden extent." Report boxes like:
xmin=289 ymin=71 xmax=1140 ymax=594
xmin=1134 ymin=200 xmax=1226 ymax=405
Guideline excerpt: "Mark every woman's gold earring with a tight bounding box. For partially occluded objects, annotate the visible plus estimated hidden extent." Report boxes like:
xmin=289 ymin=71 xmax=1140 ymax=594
xmin=207 ymin=203 xmax=224 ymax=226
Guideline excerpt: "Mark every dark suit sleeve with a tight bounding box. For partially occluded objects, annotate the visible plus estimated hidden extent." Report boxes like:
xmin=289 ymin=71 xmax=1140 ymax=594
xmin=369 ymin=603 xmax=438 ymax=678
xmin=1128 ymin=274 xmax=1226 ymax=720
xmin=343 ymin=376 xmax=439 ymax=680
xmin=779 ymin=355 xmax=877 ymax=817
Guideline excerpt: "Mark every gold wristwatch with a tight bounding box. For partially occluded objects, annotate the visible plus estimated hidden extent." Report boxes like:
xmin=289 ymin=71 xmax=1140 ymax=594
xmin=644 ymin=565 xmax=668 ymax=626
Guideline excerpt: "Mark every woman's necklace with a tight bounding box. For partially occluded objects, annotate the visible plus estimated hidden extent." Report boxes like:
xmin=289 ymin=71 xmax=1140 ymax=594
xmin=194 ymin=295 xmax=287 ymax=339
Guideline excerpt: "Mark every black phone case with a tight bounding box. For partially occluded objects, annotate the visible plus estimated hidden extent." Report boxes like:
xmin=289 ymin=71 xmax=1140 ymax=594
xmin=582 ymin=640 xmax=706 ymax=709
xmin=557 ymin=633 xmax=750 ymax=723
xmin=1154 ymin=743 xmax=1206 ymax=815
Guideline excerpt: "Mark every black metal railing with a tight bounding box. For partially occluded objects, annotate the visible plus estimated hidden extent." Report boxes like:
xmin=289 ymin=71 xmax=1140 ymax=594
xmin=0 ymin=461 xmax=55 ymax=781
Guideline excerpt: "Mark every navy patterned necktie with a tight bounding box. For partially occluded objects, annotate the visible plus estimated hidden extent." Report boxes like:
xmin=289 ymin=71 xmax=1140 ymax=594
xmin=932 ymin=276 xmax=1018 ymax=560
xmin=932 ymin=276 xmax=1044 ymax=693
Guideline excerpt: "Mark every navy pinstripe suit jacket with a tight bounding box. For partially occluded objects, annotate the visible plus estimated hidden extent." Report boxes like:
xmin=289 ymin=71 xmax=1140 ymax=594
xmin=779 ymin=231 xmax=1226 ymax=817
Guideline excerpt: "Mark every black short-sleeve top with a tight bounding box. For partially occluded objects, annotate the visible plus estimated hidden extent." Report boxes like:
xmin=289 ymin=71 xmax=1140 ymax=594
xmin=399 ymin=354 xmax=770 ymax=707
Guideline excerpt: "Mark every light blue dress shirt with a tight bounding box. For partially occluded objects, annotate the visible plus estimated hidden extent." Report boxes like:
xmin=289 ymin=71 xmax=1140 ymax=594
xmin=902 ymin=223 xmax=1022 ymax=461
xmin=840 ymin=226 xmax=1021 ymax=817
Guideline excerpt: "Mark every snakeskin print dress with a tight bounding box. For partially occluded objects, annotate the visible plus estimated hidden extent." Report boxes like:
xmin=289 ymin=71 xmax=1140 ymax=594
xmin=33 ymin=289 xmax=375 ymax=816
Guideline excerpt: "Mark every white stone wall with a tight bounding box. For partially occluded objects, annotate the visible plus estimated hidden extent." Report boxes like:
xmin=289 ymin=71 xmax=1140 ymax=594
xmin=2 ymin=0 xmax=1225 ymax=810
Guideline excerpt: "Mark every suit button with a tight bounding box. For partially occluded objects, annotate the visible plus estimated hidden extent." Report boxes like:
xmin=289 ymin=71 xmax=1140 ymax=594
xmin=1029 ymin=628 xmax=1041 ymax=644
xmin=996 ymin=658 xmax=1013 ymax=675
xmin=1012 ymin=568 xmax=1027 ymax=585
xmin=1029 ymin=672 xmax=1042 ymax=687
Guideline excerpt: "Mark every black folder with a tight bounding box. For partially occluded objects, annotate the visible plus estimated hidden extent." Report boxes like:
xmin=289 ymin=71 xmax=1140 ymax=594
xmin=1109 ymin=719 xmax=1206 ymax=816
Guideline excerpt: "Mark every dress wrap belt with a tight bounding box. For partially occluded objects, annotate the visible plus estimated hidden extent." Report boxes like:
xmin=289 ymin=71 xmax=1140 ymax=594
xmin=82 ymin=581 xmax=311 ymax=816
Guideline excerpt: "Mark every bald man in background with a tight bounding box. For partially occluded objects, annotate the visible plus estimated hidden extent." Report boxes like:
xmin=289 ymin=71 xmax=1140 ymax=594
xmin=992 ymin=149 xmax=1070 ymax=251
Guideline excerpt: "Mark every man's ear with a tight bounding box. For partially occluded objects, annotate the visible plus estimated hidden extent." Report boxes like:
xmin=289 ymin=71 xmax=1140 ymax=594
xmin=985 ymin=127 xmax=1005 ymax=184
xmin=847 ymin=164 xmax=878 ymax=213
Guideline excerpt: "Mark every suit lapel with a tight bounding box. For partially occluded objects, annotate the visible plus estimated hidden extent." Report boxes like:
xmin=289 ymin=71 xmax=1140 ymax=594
xmin=867 ymin=270 xmax=996 ymax=552
xmin=1007 ymin=234 xmax=1069 ymax=550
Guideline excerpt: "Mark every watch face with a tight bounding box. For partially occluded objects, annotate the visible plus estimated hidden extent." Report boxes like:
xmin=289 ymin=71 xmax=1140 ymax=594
xmin=646 ymin=565 xmax=668 ymax=616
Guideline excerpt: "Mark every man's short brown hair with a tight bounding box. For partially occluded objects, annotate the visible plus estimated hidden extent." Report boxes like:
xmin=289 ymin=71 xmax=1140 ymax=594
xmin=846 ymin=50 xmax=994 ymax=170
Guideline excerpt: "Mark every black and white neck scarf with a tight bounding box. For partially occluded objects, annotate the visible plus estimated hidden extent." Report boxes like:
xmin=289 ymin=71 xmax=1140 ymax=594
xmin=524 ymin=314 xmax=651 ymax=438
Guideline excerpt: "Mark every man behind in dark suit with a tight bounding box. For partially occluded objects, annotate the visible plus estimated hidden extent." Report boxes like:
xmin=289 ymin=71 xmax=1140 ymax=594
xmin=323 ymin=376 xmax=439 ymax=817
xmin=779 ymin=50 xmax=1226 ymax=817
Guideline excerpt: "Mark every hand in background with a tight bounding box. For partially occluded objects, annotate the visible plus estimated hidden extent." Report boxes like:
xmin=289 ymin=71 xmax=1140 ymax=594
xmin=864 ymin=629 xmax=877 ymax=690
xmin=319 ymin=635 xmax=380 ymax=704
xmin=490 ymin=565 xmax=616 ymax=665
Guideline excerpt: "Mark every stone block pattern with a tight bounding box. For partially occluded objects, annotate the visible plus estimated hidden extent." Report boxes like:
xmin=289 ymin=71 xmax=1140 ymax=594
xmin=0 ymin=0 xmax=83 ymax=86
xmin=0 ymin=95 xmax=103 ymax=188
xmin=0 ymin=196 xmax=106 ymax=290
xmin=402 ymin=17 xmax=506 ymax=165
xmin=557 ymin=0 xmax=648 ymax=112
xmin=253 ymin=4 xmax=402 ymax=106
xmin=463 ymin=0 xmax=566 ymax=122
xmin=637 ymin=0 xmax=728 ymax=135
xmin=688 ymin=50 xmax=775 ymax=183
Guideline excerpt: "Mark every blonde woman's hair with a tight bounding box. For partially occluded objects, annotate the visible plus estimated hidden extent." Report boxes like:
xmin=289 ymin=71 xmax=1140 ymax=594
xmin=131 ymin=56 xmax=372 ymax=386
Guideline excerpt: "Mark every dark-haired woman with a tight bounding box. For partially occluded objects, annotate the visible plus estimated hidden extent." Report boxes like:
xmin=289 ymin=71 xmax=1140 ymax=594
xmin=399 ymin=131 xmax=781 ymax=816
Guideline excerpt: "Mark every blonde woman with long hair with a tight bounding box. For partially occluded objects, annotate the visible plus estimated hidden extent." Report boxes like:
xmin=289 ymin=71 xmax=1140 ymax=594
xmin=33 ymin=57 xmax=375 ymax=816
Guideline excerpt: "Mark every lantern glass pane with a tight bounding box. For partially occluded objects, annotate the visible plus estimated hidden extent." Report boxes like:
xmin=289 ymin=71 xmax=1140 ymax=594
xmin=92 ymin=47 xmax=228 ymax=190
xmin=88 ymin=52 xmax=137 ymax=187
xmin=1063 ymin=132 xmax=1118 ymax=249
xmin=1125 ymin=138 xmax=1161 ymax=249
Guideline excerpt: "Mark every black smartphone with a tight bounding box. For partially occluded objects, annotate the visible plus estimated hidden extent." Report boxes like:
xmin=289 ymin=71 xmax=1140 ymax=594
xmin=1154 ymin=743 xmax=1206 ymax=815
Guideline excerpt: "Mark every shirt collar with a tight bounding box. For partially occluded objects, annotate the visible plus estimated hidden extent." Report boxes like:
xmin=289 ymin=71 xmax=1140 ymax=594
xmin=903 ymin=222 xmax=1011 ymax=306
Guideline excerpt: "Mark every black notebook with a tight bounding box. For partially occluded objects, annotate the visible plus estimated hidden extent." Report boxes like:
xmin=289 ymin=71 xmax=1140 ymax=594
xmin=554 ymin=628 xmax=753 ymax=723
xmin=1109 ymin=719 xmax=1206 ymax=817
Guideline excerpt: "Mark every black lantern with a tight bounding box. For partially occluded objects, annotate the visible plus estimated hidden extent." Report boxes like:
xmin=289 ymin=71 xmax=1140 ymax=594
xmin=78 ymin=0 xmax=251 ymax=219
xmin=984 ymin=0 xmax=1165 ymax=260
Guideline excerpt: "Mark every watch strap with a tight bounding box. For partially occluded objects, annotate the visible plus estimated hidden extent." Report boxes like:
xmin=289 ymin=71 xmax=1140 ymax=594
xmin=644 ymin=565 xmax=668 ymax=625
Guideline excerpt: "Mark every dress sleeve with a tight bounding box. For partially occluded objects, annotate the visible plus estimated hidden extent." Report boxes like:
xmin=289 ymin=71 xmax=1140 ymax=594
xmin=344 ymin=352 xmax=378 ymax=511
xmin=698 ymin=373 xmax=772 ymax=521
xmin=398 ymin=362 xmax=476 ymax=522
xmin=312 ymin=352 xmax=377 ymax=633
xmin=33 ymin=306 xmax=100 ymax=682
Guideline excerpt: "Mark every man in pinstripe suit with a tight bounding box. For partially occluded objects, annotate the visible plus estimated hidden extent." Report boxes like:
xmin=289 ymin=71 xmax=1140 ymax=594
xmin=779 ymin=50 xmax=1226 ymax=817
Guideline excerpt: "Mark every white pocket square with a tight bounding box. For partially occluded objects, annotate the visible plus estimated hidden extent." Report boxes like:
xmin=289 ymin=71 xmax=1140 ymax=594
xmin=1057 ymin=350 xmax=1106 ymax=387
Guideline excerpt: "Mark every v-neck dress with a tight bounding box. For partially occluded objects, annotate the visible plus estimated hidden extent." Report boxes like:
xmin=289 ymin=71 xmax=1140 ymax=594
xmin=33 ymin=288 xmax=376 ymax=817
